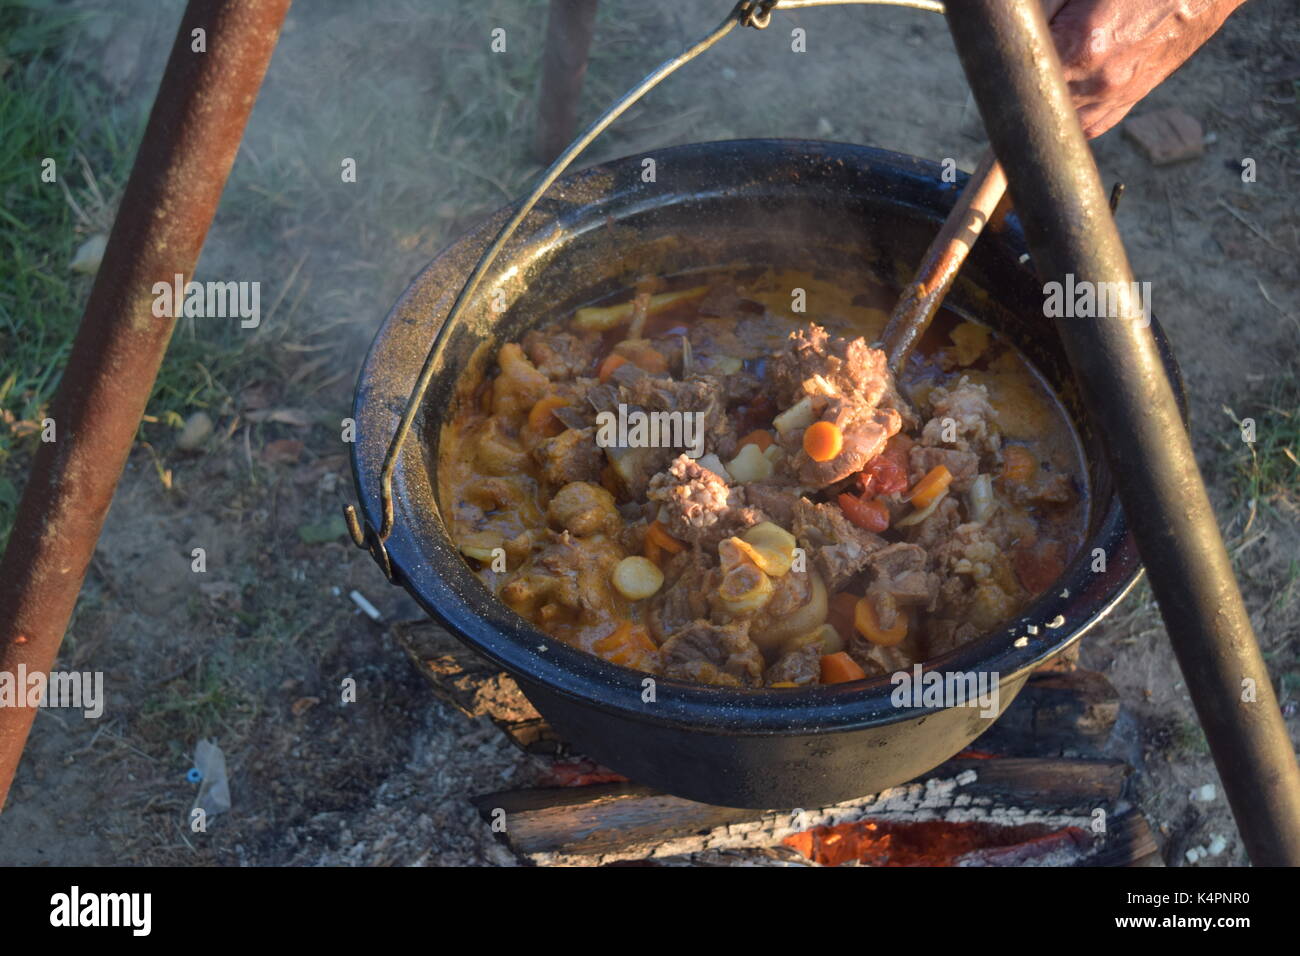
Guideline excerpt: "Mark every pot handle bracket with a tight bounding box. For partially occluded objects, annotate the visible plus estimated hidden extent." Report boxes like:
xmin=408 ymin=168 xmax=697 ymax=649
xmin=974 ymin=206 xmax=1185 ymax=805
xmin=344 ymin=0 xmax=947 ymax=579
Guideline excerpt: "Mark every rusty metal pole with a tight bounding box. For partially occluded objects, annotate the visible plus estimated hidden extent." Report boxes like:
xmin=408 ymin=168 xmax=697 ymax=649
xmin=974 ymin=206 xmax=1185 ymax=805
xmin=0 ymin=0 xmax=290 ymax=809
xmin=534 ymin=0 xmax=600 ymax=164
xmin=945 ymin=0 xmax=1300 ymax=865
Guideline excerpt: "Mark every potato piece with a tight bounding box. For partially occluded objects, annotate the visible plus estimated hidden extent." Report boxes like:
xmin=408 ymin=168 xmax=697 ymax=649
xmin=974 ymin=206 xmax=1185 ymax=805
xmin=612 ymin=556 xmax=665 ymax=601
xmin=726 ymin=442 xmax=774 ymax=483
xmin=742 ymin=522 xmax=797 ymax=556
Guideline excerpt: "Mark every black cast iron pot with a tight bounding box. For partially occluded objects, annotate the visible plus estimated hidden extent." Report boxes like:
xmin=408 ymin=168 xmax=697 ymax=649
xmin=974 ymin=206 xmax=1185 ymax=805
xmin=350 ymin=140 xmax=1182 ymax=809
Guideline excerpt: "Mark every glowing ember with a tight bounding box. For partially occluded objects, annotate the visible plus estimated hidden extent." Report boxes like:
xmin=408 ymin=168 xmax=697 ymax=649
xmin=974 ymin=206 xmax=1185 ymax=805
xmin=784 ymin=820 xmax=1091 ymax=866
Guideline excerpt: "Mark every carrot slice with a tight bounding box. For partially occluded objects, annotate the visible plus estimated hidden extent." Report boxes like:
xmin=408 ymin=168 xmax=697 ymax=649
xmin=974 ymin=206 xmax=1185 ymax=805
xmin=593 ymin=621 xmax=657 ymax=667
xmin=738 ymin=429 xmax=774 ymax=452
xmin=838 ymin=493 xmax=890 ymax=533
xmin=803 ymin=421 xmax=843 ymax=463
xmin=597 ymin=354 xmax=627 ymax=383
xmin=854 ymin=597 xmax=908 ymax=647
xmin=909 ymin=464 xmax=952 ymax=509
xmin=612 ymin=340 xmax=669 ymax=375
xmin=820 ymin=651 xmax=867 ymax=684
xmin=646 ymin=520 xmax=685 ymax=555
xmin=527 ymin=395 xmax=569 ymax=436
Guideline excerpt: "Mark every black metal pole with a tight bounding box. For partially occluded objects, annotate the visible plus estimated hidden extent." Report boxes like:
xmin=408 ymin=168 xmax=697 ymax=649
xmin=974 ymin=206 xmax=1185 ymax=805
xmin=945 ymin=0 xmax=1300 ymax=865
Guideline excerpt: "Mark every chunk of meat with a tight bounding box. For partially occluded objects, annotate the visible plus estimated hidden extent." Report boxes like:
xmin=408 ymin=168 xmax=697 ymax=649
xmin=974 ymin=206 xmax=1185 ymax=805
xmin=845 ymin=633 xmax=899 ymax=677
xmin=546 ymin=481 xmax=619 ymax=537
xmin=523 ymin=329 xmax=601 ymax=380
xmin=903 ymin=494 xmax=962 ymax=551
xmin=772 ymin=324 xmax=916 ymax=427
xmin=772 ymin=325 xmax=891 ymax=408
xmin=646 ymin=550 xmax=717 ymax=644
xmin=475 ymin=415 xmax=531 ymax=475
xmin=769 ymin=326 xmax=910 ymax=488
xmin=1004 ymin=469 xmax=1076 ymax=507
xmin=533 ymin=427 xmax=605 ymax=487
xmin=927 ymin=522 xmax=1026 ymax=638
xmin=744 ymin=480 xmax=799 ymax=529
xmin=605 ymin=445 xmax=674 ymax=500
xmin=616 ymin=369 xmax=737 ymax=460
xmin=794 ymin=404 xmax=903 ymax=489
xmin=791 ymin=497 xmax=886 ymax=591
xmin=646 ymin=454 xmax=768 ymax=549
xmin=720 ymin=369 xmax=763 ymax=406
xmin=765 ymin=644 xmax=821 ymax=686
xmin=500 ymin=531 xmax=624 ymax=624
xmin=864 ymin=543 xmax=939 ymax=630
xmin=552 ymin=402 xmax=594 ymax=431
xmin=659 ymin=621 xmax=765 ymax=687
xmin=919 ymin=378 xmax=1000 ymax=458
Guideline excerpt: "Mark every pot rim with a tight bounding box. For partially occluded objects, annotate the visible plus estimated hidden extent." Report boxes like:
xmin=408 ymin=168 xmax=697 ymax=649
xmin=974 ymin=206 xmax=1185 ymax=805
xmin=351 ymin=138 xmax=1176 ymax=736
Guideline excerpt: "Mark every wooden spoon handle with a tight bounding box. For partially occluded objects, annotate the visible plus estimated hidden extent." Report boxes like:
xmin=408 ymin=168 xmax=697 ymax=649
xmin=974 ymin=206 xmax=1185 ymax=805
xmin=881 ymin=148 xmax=1009 ymax=373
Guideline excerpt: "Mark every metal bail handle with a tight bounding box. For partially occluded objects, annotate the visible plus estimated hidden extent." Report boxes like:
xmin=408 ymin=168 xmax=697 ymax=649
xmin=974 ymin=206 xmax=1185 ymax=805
xmin=344 ymin=0 xmax=946 ymax=575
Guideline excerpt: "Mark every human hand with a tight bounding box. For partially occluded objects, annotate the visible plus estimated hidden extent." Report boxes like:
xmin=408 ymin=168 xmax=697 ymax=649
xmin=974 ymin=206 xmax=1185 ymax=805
xmin=1044 ymin=0 xmax=1247 ymax=138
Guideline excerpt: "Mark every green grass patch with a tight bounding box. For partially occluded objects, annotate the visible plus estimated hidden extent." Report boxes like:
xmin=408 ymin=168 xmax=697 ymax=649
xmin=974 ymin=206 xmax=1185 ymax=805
xmin=1222 ymin=375 xmax=1300 ymax=514
xmin=0 ymin=3 xmax=138 ymax=542
xmin=0 ymin=3 xmax=286 ymax=546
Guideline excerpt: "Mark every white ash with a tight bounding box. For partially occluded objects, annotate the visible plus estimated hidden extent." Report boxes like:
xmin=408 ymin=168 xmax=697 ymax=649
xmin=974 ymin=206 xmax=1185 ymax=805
xmin=521 ymin=768 xmax=1094 ymax=867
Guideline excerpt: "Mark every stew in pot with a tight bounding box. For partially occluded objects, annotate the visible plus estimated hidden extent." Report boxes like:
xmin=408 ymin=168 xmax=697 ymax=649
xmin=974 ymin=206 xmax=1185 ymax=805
xmin=439 ymin=271 xmax=1087 ymax=688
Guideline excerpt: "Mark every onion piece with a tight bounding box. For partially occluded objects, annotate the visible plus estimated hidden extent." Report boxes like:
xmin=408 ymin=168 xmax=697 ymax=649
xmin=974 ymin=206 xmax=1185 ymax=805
xmin=750 ymin=571 xmax=828 ymax=652
xmin=787 ymin=622 xmax=844 ymax=656
xmin=895 ymin=487 xmax=950 ymax=527
xmin=967 ymin=473 xmax=995 ymax=523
